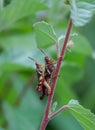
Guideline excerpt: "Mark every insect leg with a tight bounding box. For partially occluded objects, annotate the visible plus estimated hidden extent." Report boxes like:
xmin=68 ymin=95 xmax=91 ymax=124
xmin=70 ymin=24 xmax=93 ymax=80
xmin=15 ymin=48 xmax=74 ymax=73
xmin=43 ymin=81 xmax=51 ymax=95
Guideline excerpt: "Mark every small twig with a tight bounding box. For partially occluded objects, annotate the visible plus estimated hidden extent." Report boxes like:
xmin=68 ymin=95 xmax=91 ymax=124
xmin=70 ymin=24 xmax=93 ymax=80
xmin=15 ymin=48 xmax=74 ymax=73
xmin=49 ymin=105 xmax=69 ymax=120
xmin=56 ymin=40 xmax=61 ymax=58
xmin=40 ymin=19 xmax=72 ymax=130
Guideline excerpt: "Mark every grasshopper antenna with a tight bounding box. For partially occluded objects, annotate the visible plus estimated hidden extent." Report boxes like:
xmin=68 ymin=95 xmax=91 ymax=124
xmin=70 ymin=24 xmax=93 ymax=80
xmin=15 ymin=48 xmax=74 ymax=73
xmin=28 ymin=56 xmax=44 ymax=68
xmin=38 ymin=47 xmax=47 ymax=56
xmin=28 ymin=57 xmax=37 ymax=63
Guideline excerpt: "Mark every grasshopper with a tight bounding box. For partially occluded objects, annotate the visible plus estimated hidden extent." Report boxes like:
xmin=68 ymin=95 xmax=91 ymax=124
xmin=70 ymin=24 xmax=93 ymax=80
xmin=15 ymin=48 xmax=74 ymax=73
xmin=39 ymin=49 xmax=56 ymax=96
xmin=28 ymin=57 xmax=51 ymax=99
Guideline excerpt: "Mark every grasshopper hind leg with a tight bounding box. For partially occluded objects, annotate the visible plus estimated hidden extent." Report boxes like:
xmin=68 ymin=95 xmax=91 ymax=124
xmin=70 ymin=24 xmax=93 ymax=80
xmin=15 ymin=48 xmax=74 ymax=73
xmin=40 ymin=86 xmax=46 ymax=100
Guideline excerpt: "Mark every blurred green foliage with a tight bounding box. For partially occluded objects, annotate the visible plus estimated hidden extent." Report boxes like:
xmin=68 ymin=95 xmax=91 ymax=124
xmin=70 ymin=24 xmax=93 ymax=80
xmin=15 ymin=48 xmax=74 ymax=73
xmin=0 ymin=0 xmax=95 ymax=130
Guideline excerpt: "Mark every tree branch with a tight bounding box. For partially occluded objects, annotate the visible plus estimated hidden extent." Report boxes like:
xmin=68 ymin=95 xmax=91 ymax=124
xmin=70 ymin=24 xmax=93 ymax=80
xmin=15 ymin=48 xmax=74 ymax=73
xmin=56 ymin=40 xmax=61 ymax=58
xmin=40 ymin=19 xmax=73 ymax=130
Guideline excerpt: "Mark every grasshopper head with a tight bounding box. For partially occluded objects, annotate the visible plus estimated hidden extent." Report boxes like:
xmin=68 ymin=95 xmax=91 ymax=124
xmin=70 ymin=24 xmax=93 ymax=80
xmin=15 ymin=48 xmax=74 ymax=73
xmin=45 ymin=56 xmax=51 ymax=64
xmin=45 ymin=56 xmax=54 ymax=65
xmin=35 ymin=62 xmax=43 ymax=69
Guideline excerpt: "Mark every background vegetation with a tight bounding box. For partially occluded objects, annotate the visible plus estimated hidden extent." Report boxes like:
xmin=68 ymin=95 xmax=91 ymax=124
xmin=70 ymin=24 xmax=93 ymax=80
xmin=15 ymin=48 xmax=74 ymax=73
xmin=0 ymin=0 xmax=95 ymax=130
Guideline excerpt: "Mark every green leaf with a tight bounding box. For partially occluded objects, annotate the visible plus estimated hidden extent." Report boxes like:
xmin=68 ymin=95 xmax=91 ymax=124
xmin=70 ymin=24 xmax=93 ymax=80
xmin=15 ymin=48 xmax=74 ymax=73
xmin=61 ymin=64 xmax=83 ymax=84
xmin=72 ymin=34 xmax=92 ymax=56
xmin=0 ymin=0 xmax=46 ymax=31
xmin=65 ymin=34 xmax=92 ymax=66
xmin=3 ymin=89 xmax=45 ymax=130
xmin=49 ymin=101 xmax=58 ymax=115
xmin=0 ymin=48 xmax=44 ymax=71
xmin=33 ymin=21 xmax=58 ymax=48
xmin=68 ymin=99 xmax=95 ymax=130
xmin=0 ymin=32 xmax=36 ymax=50
xmin=55 ymin=79 xmax=76 ymax=105
xmin=0 ymin=128 xmax=4 ymax=130
xmin=70 ymin=0 xmax=95 ymax=26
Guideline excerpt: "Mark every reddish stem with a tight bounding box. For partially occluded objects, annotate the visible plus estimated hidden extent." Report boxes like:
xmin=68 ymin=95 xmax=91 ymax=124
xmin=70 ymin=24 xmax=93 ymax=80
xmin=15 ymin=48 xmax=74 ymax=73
xmin=49 ymin=105 xmax=69 ymax=120
xmin=56 ymin=40 xmax=61 ymax=58
xmin=40 ymin=19 xmax=72 ymax=130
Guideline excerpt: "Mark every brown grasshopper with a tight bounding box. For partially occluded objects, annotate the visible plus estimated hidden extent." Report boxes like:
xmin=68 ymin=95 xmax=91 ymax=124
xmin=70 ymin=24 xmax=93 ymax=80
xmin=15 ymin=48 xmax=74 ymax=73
xmin=39 ymin=49 xmax=56 ymax=96
xmin=28 ymin=57 xmax=51 ymax=99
